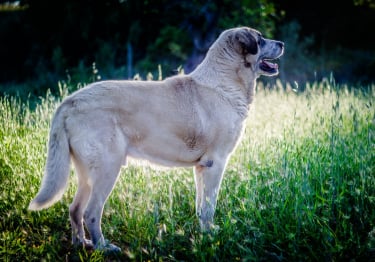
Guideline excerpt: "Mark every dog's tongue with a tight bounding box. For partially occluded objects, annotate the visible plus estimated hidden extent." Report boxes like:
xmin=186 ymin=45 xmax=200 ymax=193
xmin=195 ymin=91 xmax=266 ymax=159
xmin=263 ymin=60 xmax=278 ymax=69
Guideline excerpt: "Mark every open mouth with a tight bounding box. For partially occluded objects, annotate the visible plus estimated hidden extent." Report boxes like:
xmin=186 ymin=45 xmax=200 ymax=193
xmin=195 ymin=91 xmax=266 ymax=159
xmin=259 ymin=58 xmax=279 ymax=74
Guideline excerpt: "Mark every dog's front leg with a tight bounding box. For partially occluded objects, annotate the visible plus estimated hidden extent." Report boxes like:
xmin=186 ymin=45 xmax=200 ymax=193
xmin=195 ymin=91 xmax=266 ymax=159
xmin=194 ymin=157 xmax=227 ymax=231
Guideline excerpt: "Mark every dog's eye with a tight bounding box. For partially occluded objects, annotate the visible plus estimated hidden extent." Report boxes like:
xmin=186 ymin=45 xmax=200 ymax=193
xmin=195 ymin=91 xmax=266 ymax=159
xmin=258 ymin=38 xmax=265 ymax=47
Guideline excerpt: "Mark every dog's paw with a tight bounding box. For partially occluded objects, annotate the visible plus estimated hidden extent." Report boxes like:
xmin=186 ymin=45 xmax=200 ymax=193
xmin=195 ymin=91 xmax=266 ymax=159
xmin=95 ymin=239 xmax=121 ymax=254
xmin=83 ymin=239 xmax=94 ymax=249
xmin=72 ymin=237 xmax=94 ymax=250
xmin=199 ymin=220 xmax=220 ymax=234
xmin=209 ymin=223 xmax=220 ymax=233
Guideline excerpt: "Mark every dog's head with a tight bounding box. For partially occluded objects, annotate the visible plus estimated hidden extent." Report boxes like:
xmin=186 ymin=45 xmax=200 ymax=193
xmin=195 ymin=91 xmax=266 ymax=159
xmin=224 ymin=27 xmax=284 ymax=77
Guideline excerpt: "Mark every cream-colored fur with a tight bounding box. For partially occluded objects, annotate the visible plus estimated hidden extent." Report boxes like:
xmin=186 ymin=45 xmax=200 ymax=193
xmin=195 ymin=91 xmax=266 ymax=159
xmin=29 ymin=27 xmax=284 ymax=252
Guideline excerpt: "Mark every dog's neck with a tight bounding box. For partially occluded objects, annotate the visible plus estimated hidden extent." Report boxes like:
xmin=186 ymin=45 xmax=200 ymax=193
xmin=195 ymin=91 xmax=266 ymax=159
xmin=190 ymin=53 xmax=257 ymax=118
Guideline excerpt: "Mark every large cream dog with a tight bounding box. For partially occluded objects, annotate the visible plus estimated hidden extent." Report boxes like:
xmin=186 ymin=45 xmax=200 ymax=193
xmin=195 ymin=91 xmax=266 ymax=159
xmin=29 ymin=27 xmax=284 ymax=252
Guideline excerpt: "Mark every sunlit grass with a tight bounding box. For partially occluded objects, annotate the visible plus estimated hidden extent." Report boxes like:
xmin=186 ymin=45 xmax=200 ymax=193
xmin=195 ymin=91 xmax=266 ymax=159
xmin=0 ymin=80 xmax=374 ymax=261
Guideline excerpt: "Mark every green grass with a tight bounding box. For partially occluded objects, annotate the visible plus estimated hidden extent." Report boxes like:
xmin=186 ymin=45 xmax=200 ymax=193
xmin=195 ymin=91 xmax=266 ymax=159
xmin=1 ymin=80 xmax=374 ymax=261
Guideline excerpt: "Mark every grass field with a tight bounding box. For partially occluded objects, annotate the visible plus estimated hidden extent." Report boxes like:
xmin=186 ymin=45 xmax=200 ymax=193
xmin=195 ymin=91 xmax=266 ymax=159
xmin=0 ymin=79 xmax=374 ymax=261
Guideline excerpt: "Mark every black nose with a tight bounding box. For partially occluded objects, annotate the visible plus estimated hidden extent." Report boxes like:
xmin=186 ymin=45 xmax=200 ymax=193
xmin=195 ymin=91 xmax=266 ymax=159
xmin=277 ymin=41 xmax=284 ymax=49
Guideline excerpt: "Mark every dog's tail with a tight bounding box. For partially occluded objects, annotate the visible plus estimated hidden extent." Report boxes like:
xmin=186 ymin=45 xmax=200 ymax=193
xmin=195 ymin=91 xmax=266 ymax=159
xmin=29 ymin=105 xmax=71 ymax=210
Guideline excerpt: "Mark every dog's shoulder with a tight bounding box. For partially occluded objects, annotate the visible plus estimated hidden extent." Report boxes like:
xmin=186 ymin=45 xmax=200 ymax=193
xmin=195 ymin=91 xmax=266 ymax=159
xmin=165 ymin=75 xmax=196 ymax=88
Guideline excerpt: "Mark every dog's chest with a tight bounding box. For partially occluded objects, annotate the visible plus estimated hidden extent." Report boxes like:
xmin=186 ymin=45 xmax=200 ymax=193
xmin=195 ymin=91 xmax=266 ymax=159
xmin=186 ymin=112 xmax=245 ymax=155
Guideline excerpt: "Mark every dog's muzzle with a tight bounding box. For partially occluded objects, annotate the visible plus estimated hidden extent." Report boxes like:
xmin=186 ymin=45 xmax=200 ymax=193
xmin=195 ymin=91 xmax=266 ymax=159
xmin=259 ymin=41 xmax=284 ymax=75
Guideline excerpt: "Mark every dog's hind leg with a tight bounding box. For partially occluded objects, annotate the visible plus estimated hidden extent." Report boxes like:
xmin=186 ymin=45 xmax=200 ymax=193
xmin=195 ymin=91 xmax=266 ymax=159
xmin=83 ymin=157 xmax=124 ymax=252
xmin=69 ymin=158 xmax=93 ymax=248
xmin=82 ymin=130 xmax=127 ymax=253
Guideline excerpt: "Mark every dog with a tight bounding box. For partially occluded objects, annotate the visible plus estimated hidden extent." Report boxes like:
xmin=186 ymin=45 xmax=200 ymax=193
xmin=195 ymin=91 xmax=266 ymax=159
xmin=29 ymin=26 xmax=284 ymax=252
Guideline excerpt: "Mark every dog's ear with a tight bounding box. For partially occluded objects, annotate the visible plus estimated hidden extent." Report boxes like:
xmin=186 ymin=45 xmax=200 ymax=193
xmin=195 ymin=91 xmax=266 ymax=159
xmin=233 ymin=29 xmax=258 ymax=55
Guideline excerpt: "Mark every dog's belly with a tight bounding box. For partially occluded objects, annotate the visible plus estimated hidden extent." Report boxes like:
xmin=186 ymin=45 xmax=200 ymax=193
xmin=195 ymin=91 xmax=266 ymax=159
xmin=126 ymin=133 xmax=206 ymax=167
xmin=127 ymin=146 xmax=202 ymax=167
xmin=127 ymin=151 xmax=196 ymax=167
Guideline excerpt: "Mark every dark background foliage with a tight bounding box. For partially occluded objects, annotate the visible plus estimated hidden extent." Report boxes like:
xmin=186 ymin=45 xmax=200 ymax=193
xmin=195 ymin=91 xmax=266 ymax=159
xmin=0 ymin=0 xmax=374 ymax=96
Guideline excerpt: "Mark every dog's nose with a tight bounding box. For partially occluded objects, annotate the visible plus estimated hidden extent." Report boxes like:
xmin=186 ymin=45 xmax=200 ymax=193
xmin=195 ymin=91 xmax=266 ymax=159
xmin=277 ymin=41 xmax=284 ymax=49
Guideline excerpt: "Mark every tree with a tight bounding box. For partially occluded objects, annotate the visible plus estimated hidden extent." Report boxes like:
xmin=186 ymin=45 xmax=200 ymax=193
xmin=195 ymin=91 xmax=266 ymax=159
xmin=135 ymin=0 xmax=279 ymax=73
xmin=1 ymin=0 xmax=279 ymax=84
